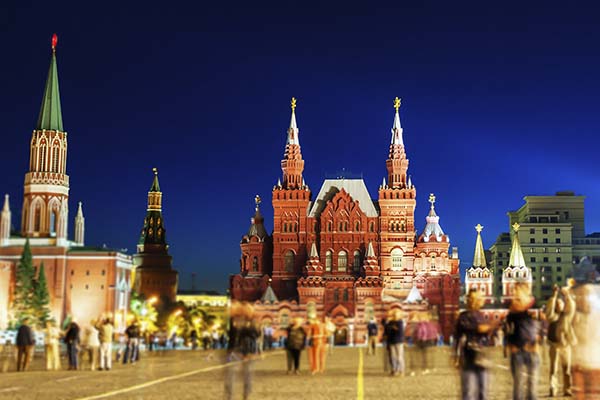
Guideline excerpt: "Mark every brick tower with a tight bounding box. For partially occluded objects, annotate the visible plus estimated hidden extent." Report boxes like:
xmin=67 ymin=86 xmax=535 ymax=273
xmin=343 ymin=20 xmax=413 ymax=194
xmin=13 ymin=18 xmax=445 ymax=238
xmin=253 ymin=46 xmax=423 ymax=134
xmin=133 ymin=168 xmax=178 ymax=302
xmin=378 ymin=97 xmax=417 ymax=294
xmin=22 ymin=34 xmax=69 ymax=245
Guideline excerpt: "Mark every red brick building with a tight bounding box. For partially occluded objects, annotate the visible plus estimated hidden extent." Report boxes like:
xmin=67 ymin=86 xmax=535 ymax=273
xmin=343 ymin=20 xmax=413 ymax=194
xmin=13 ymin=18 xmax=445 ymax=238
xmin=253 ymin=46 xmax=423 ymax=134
xmin=231 ymin=98 xmax=461 ymax=343
xmin=0 ymin=36 xmax=133 ymax=331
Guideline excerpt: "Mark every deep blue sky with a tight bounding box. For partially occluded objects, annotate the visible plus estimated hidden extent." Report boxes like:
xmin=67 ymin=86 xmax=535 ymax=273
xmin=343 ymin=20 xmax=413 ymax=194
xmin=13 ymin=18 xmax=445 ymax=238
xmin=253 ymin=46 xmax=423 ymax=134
xmin=2 ymin=2 xmax=599 ymax=292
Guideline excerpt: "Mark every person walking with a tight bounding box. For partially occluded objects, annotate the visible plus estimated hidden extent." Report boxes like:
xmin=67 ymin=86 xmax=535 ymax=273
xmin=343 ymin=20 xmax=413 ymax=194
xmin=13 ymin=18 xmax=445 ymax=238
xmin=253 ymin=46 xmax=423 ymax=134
xmin=16 ymin=317 xmax=35 ymax=372
xmin=307 ymin=317 xmax=327 ymax=374
xmin=454 ymin=289 xmax=493 ymax=400
xmin=85 ymin=322 xmax=101 ymax=370
xmin=190 ymin=329 xmax=198 ymax=350
xmin=98 ymin=318 xmax=114 ymax=371
xmin=124 ymin=321 xmax=140 ymax=364
xmin=546 ymin=284 xmax=577 ymax=397
xmin=224 ymin=301 xmax=260 ymax=400
xmin=64 ymin=320 xmax=81 ymax=370
xmin=505 ymin=283 xmax=541 ymax=400
xmin=44 ymin=320 xmax=61 ymax=371
xmin=367 ymin=318 xmax=378 ymax=356
xmin=414 ymin=312 xmax=432 ymax=375
xmin=384 ymin=309 xmax=405 ymax=376
xmin=286 ymin=317 xmax=307 ymax=374
xmin=325 ymin=317 xmax=335 ymax=355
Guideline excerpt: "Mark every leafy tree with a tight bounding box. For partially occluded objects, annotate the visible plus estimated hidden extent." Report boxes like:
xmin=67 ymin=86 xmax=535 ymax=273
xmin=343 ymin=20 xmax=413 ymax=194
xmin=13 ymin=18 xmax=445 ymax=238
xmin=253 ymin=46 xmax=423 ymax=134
xmin=12 ymin=239 xmax=36 ymax=323
xmin=33 ymin=262 xmax=51 ymax=327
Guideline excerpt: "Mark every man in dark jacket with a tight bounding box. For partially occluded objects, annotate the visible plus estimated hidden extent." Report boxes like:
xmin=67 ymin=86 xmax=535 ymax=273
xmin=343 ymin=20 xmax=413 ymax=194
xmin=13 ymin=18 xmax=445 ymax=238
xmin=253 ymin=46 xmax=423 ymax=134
xmin=367 ymin=318 xmax=378 ymax=356
xmin=124 ymin=322 xmax=140 ymax=363
xmin=384 ymin=309 xmax=405 ymax=376
xmin=16 ymin=318 xmax=35 ymax=371
xmin=64 ymin=321 xmax=80 ymax=370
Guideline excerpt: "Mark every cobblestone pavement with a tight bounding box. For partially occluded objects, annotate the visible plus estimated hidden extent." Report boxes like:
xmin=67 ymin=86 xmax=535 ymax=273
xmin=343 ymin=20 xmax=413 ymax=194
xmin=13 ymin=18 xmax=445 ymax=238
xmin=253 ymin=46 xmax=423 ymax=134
xmin=0 ymin=346 xmax=570 ymax=399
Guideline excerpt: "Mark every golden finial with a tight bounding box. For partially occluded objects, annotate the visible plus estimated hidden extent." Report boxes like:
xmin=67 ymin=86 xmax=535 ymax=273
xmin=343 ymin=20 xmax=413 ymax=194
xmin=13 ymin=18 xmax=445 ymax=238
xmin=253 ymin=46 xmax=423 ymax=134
xmin=475 ymin=224 xmax=484 ymax=233
xmin=428 ymin=193 xmax=436 ymax=208
xmin=255 ymin=195 xmax=261 ymax=207
xmin=290 ymin=97 xmax=297 ymax=112
xmin=393 ymin=97 xmax=401 ymax=112
xmin=152 ymin=167 xmax=158 ymax=175
xmin=512 ymin=222 xmax=520 ymax=232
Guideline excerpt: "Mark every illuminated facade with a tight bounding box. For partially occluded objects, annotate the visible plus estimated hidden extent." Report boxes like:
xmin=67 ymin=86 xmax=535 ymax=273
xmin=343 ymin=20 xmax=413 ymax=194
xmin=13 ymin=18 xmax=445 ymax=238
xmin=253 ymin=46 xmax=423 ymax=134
xmin=0 ymin=36 xmax=133 ymax=330
xmin=230 ymin=98 xmax=461 ymax=342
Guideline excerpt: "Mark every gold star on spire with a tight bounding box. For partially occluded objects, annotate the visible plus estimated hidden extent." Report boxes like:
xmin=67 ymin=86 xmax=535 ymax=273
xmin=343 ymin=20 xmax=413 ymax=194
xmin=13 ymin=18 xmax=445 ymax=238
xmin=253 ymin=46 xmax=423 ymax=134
xmin=475 ymin=224 xmax=484 ymax=233
xmin=152 ymin=167 xmax=158 ymax=175
xmin=394 ymin=97 xmax=401 ymax=112
xmin=255 ymin=195 xmax=262 ymax=207
xmin=291 ymin=97 xmax=297 ymax=112
xmin=428 ymin=193 xmax=436 ymax=208
xmin=512 ymin=222 xmax=520 ymax=232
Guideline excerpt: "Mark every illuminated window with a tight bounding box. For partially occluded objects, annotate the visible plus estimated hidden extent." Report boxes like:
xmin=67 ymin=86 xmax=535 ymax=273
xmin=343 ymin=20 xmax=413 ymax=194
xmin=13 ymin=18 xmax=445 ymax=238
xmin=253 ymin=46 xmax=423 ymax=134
xmin=353 ymin=250 xmax=361 ymax=272
xmin=284 ymin=251 xmax=295 ymax=272
xmin=338 ymin=250 xmax=347 ymax=272
xmin=325 ymin=251 xmax=332 ymax=271
xmin=391 ymin=248 xmax=403 ymax=271
xmin=34 ymin=206 xmax=41 ymax=232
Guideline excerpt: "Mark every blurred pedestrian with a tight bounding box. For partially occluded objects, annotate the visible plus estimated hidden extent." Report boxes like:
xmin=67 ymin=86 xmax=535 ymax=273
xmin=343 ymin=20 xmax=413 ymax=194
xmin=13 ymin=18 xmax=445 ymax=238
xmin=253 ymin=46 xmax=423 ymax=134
xmin=325 ymin=317 xmax=335 ymax=355
xmin=454 ymin=289 xmax=493 ymax=400
xmin=124 ymin=321 xmax=140 ymax=364
xmin=99 ymin=318 xmax=114 ymax=371
xmin=546 ymin=284 xmax=577 ymax=397
xmin=367 ymin=318 xmax=378 ymax=356
xmin=505 ymin=283 xmax=541 ymax=400
xmin=263 ymin=324 xmax=274 ymax=350
xmin=308 ymin=316 xmax=327 ymax=374
xmin=44 ymin=320 xmax=61 ymax=371
xmin=384 ymin=309 xmax=405 ymax=376
xmin=286 ymin=317 xmax=307 ymax=374
xmin=64 ymin=320 xmax=80 ymax=370
xmin=190 ymin=329 xmax=198 ymax=350
xmin=224 ymin=301 xmax=260 ymax=400
xmin=16 ymin=317 xmax=35 ymax=372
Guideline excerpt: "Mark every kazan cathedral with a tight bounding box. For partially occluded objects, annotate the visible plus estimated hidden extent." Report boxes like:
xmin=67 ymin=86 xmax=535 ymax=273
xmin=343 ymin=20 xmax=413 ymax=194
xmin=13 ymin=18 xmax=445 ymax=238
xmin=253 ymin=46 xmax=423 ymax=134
xmin=230 ymin=98 xmax=461 ymax=343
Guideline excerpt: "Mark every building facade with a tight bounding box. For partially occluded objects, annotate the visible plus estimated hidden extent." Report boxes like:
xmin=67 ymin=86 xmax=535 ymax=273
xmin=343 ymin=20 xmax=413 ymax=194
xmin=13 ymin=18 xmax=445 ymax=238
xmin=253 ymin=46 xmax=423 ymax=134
xmin=489 ymin=192 xmax=600 ymax=301
xmin=230 ymin=98 xmax=461 ymax=343
xmin=0 ymin=36 xmax=133 ymax=330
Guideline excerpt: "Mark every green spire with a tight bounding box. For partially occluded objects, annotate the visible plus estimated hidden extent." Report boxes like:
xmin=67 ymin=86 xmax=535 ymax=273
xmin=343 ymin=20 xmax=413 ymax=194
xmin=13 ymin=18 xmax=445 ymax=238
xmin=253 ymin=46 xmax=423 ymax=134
xmin=36 ymin=36 xmax=63 ymax=131
xmin=150 ymin=167 xmax=161 ymax=192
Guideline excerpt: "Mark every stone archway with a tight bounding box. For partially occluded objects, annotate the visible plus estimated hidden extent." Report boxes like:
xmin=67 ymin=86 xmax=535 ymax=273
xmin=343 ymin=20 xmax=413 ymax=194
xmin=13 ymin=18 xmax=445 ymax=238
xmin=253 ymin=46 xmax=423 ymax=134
xmin=334 ymin=326 xmax=348 ymax=345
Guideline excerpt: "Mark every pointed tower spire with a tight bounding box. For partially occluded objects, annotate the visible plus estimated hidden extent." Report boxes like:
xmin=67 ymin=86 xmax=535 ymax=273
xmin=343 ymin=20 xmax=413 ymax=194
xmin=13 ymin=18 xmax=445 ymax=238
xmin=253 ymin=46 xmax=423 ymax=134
xmin=139 ymin=168 xmax=166 ymax=246
xmin=281 ymin=97 xmax=306 ymax=190
xmin=247 ymin=195 xmax=267 ymax=239
xmin=1 ymin=194 xmax=11 ymax=245
xmin=74 ymin=201 xmax=85 ymax=246
xmin=362 ymin=241 xmax=380 ymax=276
xmin=305 ymin=242 xmax=323 ymax=276
xmin=37 ymin=34 xmax=63 ymax=131
xmin=391 ymin=96 xmax=404 ymax=145
xmin=385 ymin=97 xmax=409 ymax=189
xmin=472 ymin=224 xmax=486 ymax=267
xmin=508 ymin=223 xmax=526 ymax=268
xmin=421 ymin=193 xmax=445 ymax=242
xmin=310 ymin=242 xmax=318 ymax=258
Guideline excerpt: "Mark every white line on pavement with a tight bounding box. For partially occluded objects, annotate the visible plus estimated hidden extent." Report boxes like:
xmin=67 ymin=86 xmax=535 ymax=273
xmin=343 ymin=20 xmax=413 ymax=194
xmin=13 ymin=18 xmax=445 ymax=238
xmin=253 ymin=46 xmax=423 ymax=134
xmin=0 ymin=386 xmax=22 ymax=393
xmin=56 ymin=375 xmax=83 ymax=382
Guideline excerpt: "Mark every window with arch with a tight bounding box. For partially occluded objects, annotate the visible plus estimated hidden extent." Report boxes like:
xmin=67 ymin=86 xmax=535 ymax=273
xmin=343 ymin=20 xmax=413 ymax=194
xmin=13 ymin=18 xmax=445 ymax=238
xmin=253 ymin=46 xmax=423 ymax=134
xmin=431 ymin=255 xmax=436 ymax=270
xmin=343 ymin=289 xmax=349 ymax=301
xmin=369 ymin=222 xmax=375 ymax=232
xmin=355 ymin=221 xmax=360 ymax=231
xmin=252 ymin=256 xmax=258 ymax=272
xmin=40 ymin=145 xmax=47 ymax=171
xmin=284 ymin=251 xmax=295 ymax=272
xmin=353 ymin=250 xmax=361 ymax=272
xmin=52 ymin=144 xmax=60 ymax=172
xmin=34 ymin=205 xmax=42 ymax=232
xmin=327 ymin=221 xmax=333 ymax=232
xmin=391 ymin=248 xmax=403 ymax=271
xmin=49 ymin=209 xmax=58 ymax=236
xmin=337 ymin=250 xmax=347 ymax=272
xmin=283 ymin=223 xmax=287 ymax=233
xmin=333 ymin=288 xmax=340 ymax=302
xmin=325 ymin=251 xmax=333 ymax=271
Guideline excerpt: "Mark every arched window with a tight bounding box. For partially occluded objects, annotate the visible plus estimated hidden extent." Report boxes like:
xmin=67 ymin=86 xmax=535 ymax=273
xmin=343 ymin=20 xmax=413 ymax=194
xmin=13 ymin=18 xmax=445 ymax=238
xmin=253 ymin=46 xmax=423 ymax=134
xmin=391 ymin=248 xmax=403 ymax=271
xmin=327 ymin=221 xmax=333 ymax=232
xmin=333 ymin=288 xmax=340 ymax=302
xmin=337 ymin=250 xmax=347 ymax=272
xmin=49 ymin=210 xmax=58 ymax=236
xmin=252 ymin=256 xmax=258 ymax=272
xmin=40 ymin=144 xmax=47 ymax=171
xmin=431 ymin=255 xmax=436 ymax=270
xmin=355 ymin=221 xmax=360 ymax=231
xmin=369 ymin=222 xmax=375 ymax=232
xmin=52 ymin=144 xmax=60 ymax=172
xmin=339 ymin=222 xmax=344 ymax=231
xmin=284 ymin=251 xmax=295 ymax=272
xmin=343 ymin=289 xmax=349 ymax=301
xmin=34 ymin=205 xmax=42 ymax=232
xmin=353 ymin=250 xmax=361 ymax=272
xmin=325 ymin=251 xmax=333 ymax=272
xmin=283 ymin=223 xmax=287 ymax=233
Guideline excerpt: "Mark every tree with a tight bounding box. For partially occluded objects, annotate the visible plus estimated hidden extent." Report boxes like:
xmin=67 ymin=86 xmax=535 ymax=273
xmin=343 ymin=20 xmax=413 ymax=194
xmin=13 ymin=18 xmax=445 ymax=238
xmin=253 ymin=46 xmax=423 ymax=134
xmin=33 ymin=262 xmax=51 ymax=327
xmin=12 ymin=239 xmax=36 ymax=323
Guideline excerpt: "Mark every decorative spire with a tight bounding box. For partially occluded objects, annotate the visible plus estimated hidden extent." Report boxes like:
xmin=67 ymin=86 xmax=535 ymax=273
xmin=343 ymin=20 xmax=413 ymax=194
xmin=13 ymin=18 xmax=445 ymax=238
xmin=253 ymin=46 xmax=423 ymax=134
xmin=0 ymin=194 xmax=11 ymax=245
xmin=391 ymin=96 xmax=404 ymax=145
xmin=36 ymin=33 xmax=63 ymax=131
xmin=150 ymin=167 xmax=161 ymax=192
xmin=408 ymin=175 xmax=412 ymax=188
xmin=366 ymin=241 xmax=376 ymax=258
xmin=310 ymin=242 xmax=318 ymax=258
xmin=247 ymin=195 xmax=267 ymax=239
xmin=74 ymin=201 xmax=85 ymax=246
xmin=508 ymin=222 xmax=526 ymax=268
xmin=139 ymin=169 xmax=167 ymax=247
xmin=382 ymin=177 xmax=387 ymax=188
xmin=472 ymin=224 xmax=487 ymax=268
xmin=422 ymin=193 xmax=445 ymax=242
xmin=286 ymin=97 xmax=299 ymax=145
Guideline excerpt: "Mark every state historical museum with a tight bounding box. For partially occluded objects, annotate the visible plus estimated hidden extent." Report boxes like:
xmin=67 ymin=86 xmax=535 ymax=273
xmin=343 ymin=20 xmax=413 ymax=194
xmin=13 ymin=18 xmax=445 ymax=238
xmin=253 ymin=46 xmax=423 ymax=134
xmin=230 ymin=98 xmax=461 ymax=343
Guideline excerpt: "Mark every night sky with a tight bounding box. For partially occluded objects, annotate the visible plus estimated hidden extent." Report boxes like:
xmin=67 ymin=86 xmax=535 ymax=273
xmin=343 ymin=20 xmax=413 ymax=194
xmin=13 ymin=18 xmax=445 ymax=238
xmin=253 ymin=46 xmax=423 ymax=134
xmin=2 ymin=2 xmax=599 ymax=292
